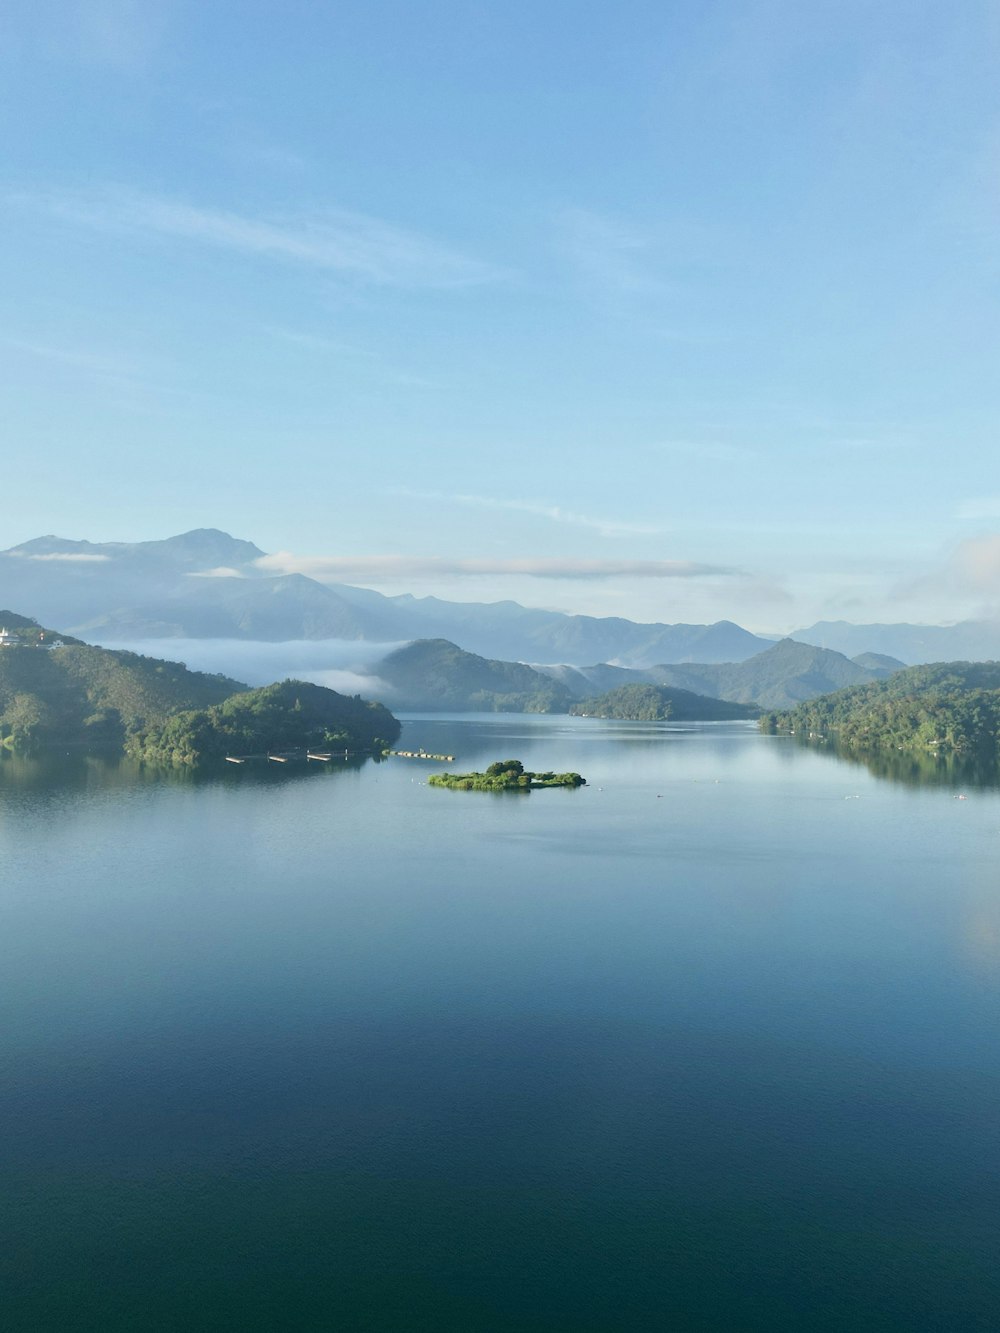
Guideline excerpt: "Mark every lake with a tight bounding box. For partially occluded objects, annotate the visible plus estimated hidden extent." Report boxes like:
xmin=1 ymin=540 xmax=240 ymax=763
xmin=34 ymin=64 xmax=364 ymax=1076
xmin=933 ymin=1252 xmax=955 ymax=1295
xmin=3 ymin=715 xmax=1000 ymax=1330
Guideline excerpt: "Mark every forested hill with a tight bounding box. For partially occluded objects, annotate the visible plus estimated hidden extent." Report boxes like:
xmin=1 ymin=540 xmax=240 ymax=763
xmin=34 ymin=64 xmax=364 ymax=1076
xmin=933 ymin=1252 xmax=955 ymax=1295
xmin=0 ymin=610 xmax=85 ymax=645
xmin=761 ymin=662 xmax=1000 ymax=755
xmin=0 ymin=638 xmax=243 ymax=749
xmin=632 ymin=638 xmax=896 ymax=710
xmin=375 ymin=639 xmax=575 ymax=712
xmin=0 ymin=624 xmax=400 ymax=762
xmin=568 ymin=683 xmax=759 ymax=721
xmin=131 ymin=680 xmax=400 ymax=766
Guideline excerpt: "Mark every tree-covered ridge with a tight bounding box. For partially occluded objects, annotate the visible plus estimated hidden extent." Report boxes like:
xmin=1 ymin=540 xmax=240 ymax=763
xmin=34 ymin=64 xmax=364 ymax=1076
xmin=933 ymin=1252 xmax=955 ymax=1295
xmin=760 ymin=661 xmax=1000 ymax=754
xmin=0 ymin=617 xmax=400 ymax=764
xmin=376 ymin=639 xmax=575 ymax=712
xmin=428 ymin=758 xmax=585 ymax=791
xmin=569 ymin=682 xmax=759 ymax=721
xmin=130 ymin=680 xmax=400 ymax=766
xmin=0 ymin=610 xmax=84 ymax=644
xmin=0 ymin=638 xmax=242 ymax=750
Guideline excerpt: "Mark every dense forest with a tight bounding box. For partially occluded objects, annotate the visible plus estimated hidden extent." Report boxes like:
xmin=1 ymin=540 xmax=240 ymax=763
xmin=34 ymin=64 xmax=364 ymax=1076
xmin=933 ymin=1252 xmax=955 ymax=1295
xmin=760 ymin=662 xmax=1000 ymax=756
xmin=0 ymin=613 xmax=399 ymax=764
xmin=131 ymin=680 xmax=400 ymax=765
xmin=0 ymin=628 xmax=241 ymax=751
xmin=569 ymin=683 xmax=758 ymax=721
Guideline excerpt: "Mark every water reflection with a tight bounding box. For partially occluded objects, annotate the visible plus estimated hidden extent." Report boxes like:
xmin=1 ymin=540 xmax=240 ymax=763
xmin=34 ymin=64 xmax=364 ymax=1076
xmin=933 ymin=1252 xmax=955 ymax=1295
xmin=0 ymin=746 xmax=376 ymax=798
xmin=776 ymin=732 xmax=1000 ymax=791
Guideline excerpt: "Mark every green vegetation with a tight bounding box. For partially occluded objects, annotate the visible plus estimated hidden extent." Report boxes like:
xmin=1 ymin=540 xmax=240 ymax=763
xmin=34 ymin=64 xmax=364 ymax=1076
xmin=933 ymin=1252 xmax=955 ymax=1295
xmin=0 ymin=635 xmax=240 ymax=751
xmin=760 ymin=661 xmax=1000 ymax=757
xmin=376 ymin=639 xmax=575 ymax=713
xmin=428 ymin=758 xmax=585 ymax=791
xmin=569 ymin=682 xmax=758 ymax=721
xmin=0 ymin=612 xmax=400 ymax=764
xmin=131 ymin=679 xmax=400 ymax=765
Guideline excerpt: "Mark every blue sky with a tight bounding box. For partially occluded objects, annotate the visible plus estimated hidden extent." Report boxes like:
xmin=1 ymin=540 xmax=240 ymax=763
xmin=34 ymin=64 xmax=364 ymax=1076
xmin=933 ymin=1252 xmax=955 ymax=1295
xmin=2 ymin=0 xmax=999 ymax=631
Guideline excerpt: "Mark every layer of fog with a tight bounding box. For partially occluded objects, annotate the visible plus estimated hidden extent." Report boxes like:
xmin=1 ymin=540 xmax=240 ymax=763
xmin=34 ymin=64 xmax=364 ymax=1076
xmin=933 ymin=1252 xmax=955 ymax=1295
xmin=93 ymin=637 xmax=406 ymax=701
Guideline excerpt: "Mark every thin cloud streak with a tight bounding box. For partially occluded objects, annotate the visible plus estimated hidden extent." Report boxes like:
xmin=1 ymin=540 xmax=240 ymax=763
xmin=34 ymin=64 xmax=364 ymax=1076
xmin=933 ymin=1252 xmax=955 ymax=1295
xmin=400 ymin=489 xmax=664 ymax=538
xmin=256 ymin=553 xmax=739 ymax=581
xmin=21 ymin=186 xmax=504 ymax=289
xmin=5 ymin=552 xmax=111 ymax=563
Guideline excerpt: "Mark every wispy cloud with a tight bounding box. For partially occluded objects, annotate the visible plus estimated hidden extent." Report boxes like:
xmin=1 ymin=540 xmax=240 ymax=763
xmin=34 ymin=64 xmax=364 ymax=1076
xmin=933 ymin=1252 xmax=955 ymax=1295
xmin=187 ymin=566 xmax=245 ymax=579
xmin=256 ymin=553 xmax=739 ymax=582
xmin=6 ymin=551 xmax=110 ymax=563
xmin=20 ymin=185 xmax=504 ymax=289
xmin=892 ymin=533 xmax=1000 ymax=617
xmin=4 ymin=337 xmax=141 ymax=377
xmin=400 ymin=489 xmax=664 ymax=538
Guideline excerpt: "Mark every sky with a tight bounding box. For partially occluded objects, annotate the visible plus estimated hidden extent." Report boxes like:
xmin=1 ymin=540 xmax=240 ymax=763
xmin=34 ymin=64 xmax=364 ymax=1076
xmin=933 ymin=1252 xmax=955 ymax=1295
xmin=2 ymin=0 xmax=999 ymax=633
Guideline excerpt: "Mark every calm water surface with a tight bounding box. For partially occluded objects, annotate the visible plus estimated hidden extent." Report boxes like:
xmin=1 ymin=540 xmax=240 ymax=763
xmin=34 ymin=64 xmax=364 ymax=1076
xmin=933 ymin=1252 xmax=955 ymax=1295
xmin=3 ymin=716 xmax=1000 ymax=1330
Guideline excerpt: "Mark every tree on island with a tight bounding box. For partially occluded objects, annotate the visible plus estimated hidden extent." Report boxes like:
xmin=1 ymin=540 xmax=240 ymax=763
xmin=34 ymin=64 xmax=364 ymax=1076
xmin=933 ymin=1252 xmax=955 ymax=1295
xmin=429 ymin=759 xmax=585 ymax=791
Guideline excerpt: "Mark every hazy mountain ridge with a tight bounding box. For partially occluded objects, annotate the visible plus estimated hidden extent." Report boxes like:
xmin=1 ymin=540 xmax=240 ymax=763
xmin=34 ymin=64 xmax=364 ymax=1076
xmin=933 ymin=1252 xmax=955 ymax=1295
xmin=6 ymin=529 xmax=999 ymax=668
xmin=375 ymin=639 xmax=575 ymax=713
xmin=0 ymin=529 xmax=773 ymax=665
xmin=370 ymin=637 xmax=897 ymax=714
xmin=793 ymin=621 xmax=1000 ymax=665
xmin=538 ymin=639 xmax=900 ymax=710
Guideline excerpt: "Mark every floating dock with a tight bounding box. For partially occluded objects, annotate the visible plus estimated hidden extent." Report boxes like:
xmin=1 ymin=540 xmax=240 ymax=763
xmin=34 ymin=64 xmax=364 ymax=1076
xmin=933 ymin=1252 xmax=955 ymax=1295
xmin=388 ymin=750 xmax=455 ymax=762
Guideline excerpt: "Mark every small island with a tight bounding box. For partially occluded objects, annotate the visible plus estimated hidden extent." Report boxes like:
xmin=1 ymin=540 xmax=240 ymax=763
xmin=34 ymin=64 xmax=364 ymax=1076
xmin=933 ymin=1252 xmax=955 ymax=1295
xmin=428 ymin=758 xmax=585 ymax=791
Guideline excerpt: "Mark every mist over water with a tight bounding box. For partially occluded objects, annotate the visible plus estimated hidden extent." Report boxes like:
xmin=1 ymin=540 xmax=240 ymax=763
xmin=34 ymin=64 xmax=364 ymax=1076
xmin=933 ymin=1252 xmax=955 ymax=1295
xmin=93 ymin=637 xmax=405 ymax=699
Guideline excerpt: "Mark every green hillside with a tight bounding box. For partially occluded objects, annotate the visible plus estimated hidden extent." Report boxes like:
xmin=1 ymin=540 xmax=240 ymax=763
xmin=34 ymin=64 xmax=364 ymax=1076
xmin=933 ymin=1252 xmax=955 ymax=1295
xmin=0 ymin=616 xmax=400 ymax=763
xmin=643 ymin=638 xmax=897 ymax=709
xmin=376 ymin=638 xmax=574 ymax=712
xmin=0 ymin=638 xmax=241 ymax=750
xmin=132 ymin=680 xmax=400 ymax=765
xmin=569 ymin=682 xmax=758 ymax=721
xmin=761 ymin=661 xmax=1000 ymax=755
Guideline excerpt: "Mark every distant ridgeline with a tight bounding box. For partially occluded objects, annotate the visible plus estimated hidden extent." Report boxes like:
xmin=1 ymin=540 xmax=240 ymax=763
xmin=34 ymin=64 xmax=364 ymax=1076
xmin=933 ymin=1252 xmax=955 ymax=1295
xmin=377 ymin=638 xmax=575 ymax=713
xmin=0 ymin=611 xmax=400 ymax=764
xmin=760 ymin=662 xmax=1000 ymax=756
xmin=373 ymin=637 xmax=903 ymax=716
xmin=568 ymin=683 xmax=758 ymax=722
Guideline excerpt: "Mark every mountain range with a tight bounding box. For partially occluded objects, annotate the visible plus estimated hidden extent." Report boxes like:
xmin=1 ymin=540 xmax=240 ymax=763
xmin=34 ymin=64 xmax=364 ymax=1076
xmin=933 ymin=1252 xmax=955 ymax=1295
xmin=4 ymin=528 xmax=1000 ymax=668
xmin=368 ymin=637 xmax=903 ymax=713
xmin=0 ymin=529 xmax=772 ymax=665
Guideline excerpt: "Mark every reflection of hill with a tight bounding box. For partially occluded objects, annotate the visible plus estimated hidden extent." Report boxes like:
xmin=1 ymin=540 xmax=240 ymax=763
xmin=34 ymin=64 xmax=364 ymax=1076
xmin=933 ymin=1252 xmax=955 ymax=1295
xmin=0 ymin=747 xmax=376 ymax=795
xmin=785 ymin=734 xmax=1000 ymax=791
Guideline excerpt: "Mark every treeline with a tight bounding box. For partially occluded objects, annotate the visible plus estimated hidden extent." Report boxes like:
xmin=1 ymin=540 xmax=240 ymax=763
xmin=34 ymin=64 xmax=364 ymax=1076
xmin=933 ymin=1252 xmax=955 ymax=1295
xmin=0 ymin=641 xmax=239 ymax=751
xmin=760 ymin=662 xmax=1000 ymax=755
xmin=0 ymin=628 xmax=400 ymax=764
xmin=569 ymin=683 xmax=758 ymax=721
xmin=129 ymin=680 xmax=401 ymax=765
xmin=376 ymin=639 xmax=575 ymax=713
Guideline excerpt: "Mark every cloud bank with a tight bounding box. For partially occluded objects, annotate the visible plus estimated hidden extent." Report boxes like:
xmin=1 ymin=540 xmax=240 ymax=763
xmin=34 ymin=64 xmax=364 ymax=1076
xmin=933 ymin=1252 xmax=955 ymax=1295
xmin=255 ymin=553 xmax=739 ymax=582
